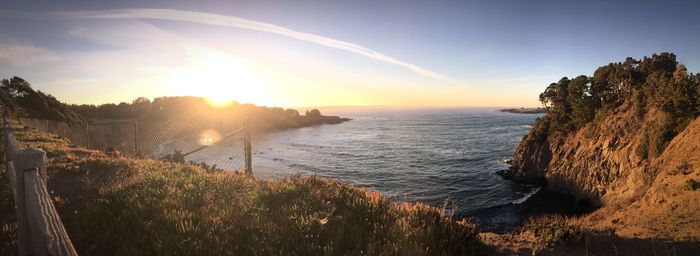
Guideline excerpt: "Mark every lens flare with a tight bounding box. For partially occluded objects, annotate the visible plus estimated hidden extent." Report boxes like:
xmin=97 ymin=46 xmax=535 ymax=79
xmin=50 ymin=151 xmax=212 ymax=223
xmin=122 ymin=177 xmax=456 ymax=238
xmin=199 ymin=129 xmax=222 ymax=146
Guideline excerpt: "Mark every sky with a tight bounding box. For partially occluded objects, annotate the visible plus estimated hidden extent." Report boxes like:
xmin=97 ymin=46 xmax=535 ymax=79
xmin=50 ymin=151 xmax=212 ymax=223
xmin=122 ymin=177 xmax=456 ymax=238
xmin=1 ymin=0 xmax=699 ymax=108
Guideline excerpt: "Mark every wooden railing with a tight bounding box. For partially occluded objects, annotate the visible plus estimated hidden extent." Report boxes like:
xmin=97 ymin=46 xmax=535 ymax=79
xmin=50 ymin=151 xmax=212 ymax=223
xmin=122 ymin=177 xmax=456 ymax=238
xmin=3 ymin=116 xmax=77 ymax=256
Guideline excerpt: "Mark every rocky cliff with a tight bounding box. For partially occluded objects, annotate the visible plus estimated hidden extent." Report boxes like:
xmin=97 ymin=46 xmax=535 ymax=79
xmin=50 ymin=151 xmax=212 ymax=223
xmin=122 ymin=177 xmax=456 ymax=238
xmin=509 ymin=53 xmax=700 ymax=240
xmin=511 ymin=103 xmax=658 ymax=206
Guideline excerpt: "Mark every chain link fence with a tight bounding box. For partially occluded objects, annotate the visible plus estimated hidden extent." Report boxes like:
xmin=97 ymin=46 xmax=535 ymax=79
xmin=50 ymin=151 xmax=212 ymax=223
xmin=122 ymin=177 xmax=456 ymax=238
xmin=17 ymin=117 xmax=252 ymax=173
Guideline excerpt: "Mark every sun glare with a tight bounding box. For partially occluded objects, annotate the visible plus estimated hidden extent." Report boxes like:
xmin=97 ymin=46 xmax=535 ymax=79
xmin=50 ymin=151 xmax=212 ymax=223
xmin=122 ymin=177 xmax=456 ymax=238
xmin=155 ymin=44 xmax=271 ymax=107
xmin=205 ymin=95 xmax=235 ymax=107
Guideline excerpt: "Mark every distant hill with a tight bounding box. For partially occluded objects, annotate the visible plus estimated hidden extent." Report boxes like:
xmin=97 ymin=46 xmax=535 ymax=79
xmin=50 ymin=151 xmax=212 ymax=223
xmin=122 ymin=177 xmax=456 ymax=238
xmin=0 ymin=76 xmax=349 ymax=131
xmin=69 ymin=96 xmax=349 ymax=131
xmin=499 ymin=107 xmax=546 ymax=114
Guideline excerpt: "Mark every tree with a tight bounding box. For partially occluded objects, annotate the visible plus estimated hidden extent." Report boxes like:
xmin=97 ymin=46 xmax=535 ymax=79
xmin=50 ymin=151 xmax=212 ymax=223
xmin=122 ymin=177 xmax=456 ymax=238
xmin=539 ymin=83 xmax=557 ymax=109
xmin=665 ymin=64 xmax=698 ymax=118
xmin=286 ymin=109 xmax=300 ymax=117
xmin=0 ymin=76 xmax=83 ymax=123
xmin=533 ymin=52 xmax=700 ymax=148
xmin=567 ymin=75 xmax=594 ymax=129
xmin=132 ymin=97 xmax=151 ymax=105
xmin=305 ymin=109 xmax=321 ymax=117
xmin=591 ymin=63 xmax=624 ymax=109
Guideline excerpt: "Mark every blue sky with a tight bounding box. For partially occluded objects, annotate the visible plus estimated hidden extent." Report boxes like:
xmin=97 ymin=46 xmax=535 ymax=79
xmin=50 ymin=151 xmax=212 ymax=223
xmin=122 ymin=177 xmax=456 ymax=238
xmin=1 ymin=0 xmax=698 ymax=107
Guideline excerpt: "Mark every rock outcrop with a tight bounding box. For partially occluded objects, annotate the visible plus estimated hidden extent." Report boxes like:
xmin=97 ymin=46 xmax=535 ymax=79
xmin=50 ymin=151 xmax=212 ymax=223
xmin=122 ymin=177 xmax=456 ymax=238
xmin=510 ymin=103 xmax=700 ymax=239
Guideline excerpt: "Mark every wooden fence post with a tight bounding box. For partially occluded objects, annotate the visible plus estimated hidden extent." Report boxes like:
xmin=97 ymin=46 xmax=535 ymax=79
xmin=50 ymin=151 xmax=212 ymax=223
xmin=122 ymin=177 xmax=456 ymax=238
xmin=244 ymin=118 xmax=252 ymax=174
xmin=12 ymin=149 xmax=47 ymax=256
xmin=85 ymin=122 xmax=90 ymax=148
xmin=14 ymin=148 xmax=48 ymax=187
xmin=23 ymin=168 xmax=79 ymax=255
xmin=2 ymin=114 xmax=6 ymax=147
xmin=14 ymin=165 xmax=32 ymax=256
xmin=134 ymin=121 xmax=139 ymax=156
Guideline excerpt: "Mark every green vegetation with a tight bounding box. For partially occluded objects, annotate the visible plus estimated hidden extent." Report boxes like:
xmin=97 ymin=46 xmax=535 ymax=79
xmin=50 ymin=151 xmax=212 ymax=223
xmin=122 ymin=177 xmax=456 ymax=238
xmin=0 ymin=143 xmax=17 ymax=255
xmin=635 ymin=112 xmax=677 ymax=159
xmin=521 ymin=215 xmax=584 ymax=251
xmin=531 ymin=53 xmax=700 ymax=159
xmin=1 ymin=127 xmax=481 ymax=255
xmin=671 ymin=162 xmax=692 ymax=175
xmin=684 ymin=179 xmax=698 ymax=191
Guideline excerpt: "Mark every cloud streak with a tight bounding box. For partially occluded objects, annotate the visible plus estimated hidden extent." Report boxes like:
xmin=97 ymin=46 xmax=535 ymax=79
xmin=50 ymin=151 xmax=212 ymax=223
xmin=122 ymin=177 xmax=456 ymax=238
xmin=51 ymin=8 xmax=456 ymax=83
xmin=0 ymin=41 xmax=60 ymax=66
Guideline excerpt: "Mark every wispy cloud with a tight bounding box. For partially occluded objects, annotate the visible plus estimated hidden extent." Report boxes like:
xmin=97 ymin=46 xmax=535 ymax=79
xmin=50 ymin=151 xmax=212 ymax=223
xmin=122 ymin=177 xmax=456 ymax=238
xmin=0 ymin=40 xmax=60 ymax=66
xmin=48 ymin=8 xmax=456 ymax=83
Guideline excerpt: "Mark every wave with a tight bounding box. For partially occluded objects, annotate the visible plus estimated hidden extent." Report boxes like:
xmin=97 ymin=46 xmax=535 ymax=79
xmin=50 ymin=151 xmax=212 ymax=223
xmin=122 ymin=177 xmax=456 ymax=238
xmin=512 ymin=187 xmax=542 ymax=205
xmin=289 ymin=163 xmax=324 ymax=173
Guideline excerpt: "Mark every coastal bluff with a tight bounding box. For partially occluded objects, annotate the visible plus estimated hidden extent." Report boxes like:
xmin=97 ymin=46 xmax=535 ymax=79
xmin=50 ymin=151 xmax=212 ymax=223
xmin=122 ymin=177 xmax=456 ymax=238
xmin=508 ymin=53 xmax=700 ymax=240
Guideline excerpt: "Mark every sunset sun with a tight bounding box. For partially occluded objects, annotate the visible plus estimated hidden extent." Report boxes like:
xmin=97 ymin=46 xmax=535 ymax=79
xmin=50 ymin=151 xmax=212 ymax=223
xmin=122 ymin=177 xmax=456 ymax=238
xmin=155 ymin=44 xmax=271 ymax=107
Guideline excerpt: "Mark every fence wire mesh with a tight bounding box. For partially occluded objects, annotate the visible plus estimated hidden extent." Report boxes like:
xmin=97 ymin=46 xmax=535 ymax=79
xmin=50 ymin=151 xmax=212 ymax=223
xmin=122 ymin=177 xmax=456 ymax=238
xmin=17 ymin=117 xmax=249 ymax=172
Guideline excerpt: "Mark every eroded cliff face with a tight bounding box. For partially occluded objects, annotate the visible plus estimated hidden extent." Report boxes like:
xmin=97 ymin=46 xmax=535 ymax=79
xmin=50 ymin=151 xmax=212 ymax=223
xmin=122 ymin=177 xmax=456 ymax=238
xmin=584 ymin=114 xmax=700 ymax=240
xmin=511 ymin=104 xmax=698 ymax=207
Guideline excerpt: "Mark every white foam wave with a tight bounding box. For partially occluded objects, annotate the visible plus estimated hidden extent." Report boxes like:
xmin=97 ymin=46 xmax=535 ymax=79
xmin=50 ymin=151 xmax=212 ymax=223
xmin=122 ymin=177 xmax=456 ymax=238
xmin=512 ymin=187 xmax=542 ymax=205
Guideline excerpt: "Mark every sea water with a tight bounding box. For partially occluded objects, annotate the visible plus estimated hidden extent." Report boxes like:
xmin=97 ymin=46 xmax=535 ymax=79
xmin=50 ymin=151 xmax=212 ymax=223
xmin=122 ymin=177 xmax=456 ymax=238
xmin=250 ymin=107 xmax=544 ymax=232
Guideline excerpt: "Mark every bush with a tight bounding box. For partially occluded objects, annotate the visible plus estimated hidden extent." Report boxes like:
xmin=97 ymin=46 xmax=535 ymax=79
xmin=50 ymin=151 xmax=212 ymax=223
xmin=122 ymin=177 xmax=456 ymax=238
xmin=636 ymin=113 xmax=679 ymax=159
xmin=530 ymin=117 xmax=551 ymax=141
xmin=634 ymin=90 xmax=647 ymax=118
xmin=684 ymin=179 xmax=698 ymax=191
xmin=521 ymin=215 xmax=583 ymax=250
xmin=670 ymin=162 xmax=692 ymax=175
xmin=635 ymin=131 xmax=650 ymax=159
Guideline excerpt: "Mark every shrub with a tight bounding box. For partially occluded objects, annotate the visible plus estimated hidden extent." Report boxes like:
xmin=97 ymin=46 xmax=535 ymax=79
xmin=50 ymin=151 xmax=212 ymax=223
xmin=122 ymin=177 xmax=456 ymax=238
xmin=521 ymin=215 xmax=583 ymax=250
xmin=634 ymin=90 xmax=647 ymax=118
xmin=530 ymin=117 xmax=551 ymax=141
xmin=671 ymin=162 xmax=692 ymax=175
xmin=684 ymin=179 xmax=698 ymax=191
xmin=635 ymin=128 xmax=650 ymax=159
xmin=0 ymin=145 xmax=17 ymax=255
xmin=636 ymin=113 xmax=679 ymax=159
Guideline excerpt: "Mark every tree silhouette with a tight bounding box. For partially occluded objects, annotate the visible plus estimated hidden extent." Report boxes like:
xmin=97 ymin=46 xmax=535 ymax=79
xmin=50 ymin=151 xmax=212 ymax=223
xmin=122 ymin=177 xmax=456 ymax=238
xmin=0 ymin=76 xmax=84 ymax=123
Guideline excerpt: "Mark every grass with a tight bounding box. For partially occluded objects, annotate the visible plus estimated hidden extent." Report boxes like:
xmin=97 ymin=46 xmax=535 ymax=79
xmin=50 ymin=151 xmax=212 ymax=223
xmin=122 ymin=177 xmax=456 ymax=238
xmin=2 ymin=126 xmax=482 ymax=255
xmin=520 ymin=214 xmax=584 ymax=252
xmin=0 ymin=140 xmax=17 ymax=256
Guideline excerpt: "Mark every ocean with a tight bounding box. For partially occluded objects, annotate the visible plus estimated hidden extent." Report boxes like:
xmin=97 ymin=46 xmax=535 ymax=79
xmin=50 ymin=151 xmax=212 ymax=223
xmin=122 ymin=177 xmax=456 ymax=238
xmin=249 ymin=107 xmax=545 ymax=232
